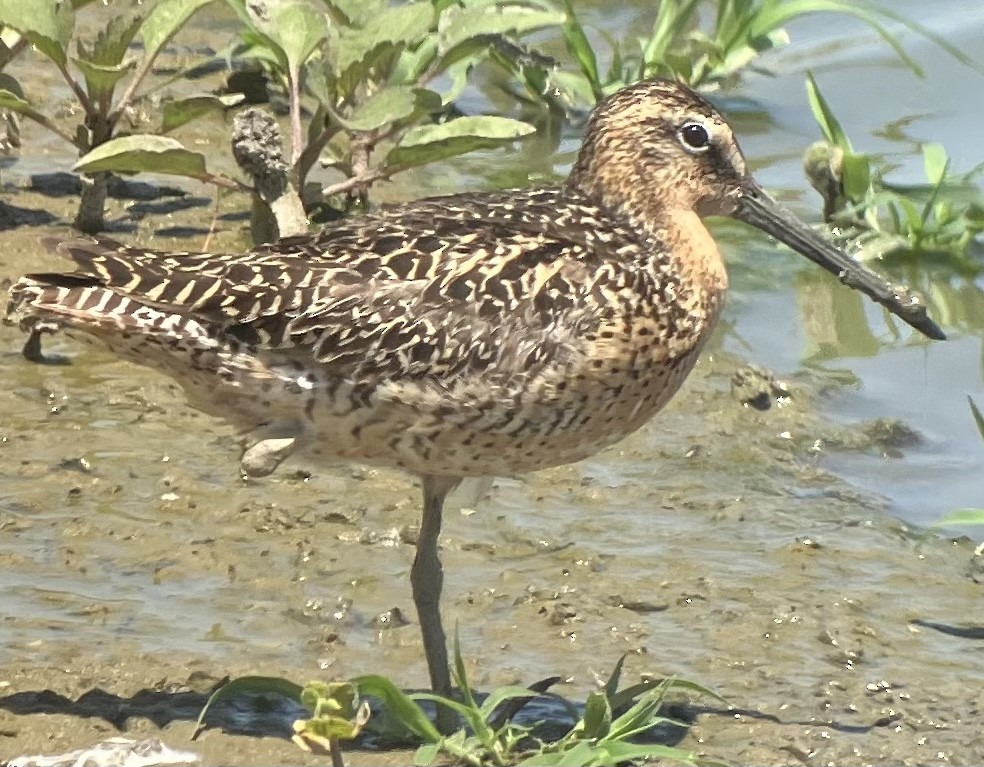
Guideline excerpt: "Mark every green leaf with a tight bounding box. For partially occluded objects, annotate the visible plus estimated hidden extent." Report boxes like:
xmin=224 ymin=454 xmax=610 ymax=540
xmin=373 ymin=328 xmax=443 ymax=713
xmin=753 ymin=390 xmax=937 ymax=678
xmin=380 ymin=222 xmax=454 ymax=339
xmin=602 ymin=654 xmax=625 ymax=703
xmin=193 ymin=675 xmax=303 ymax=738
xmin=72 ymin=58 xmax=135 ymax=100
xmin=413 ymin=741 xmax=442 ymax=766
xmin=139 ymin=0 xmax=218 ymax=64
xmin=597 ymin=741 xmax=703 ymax=764
xmin=333 ymin=2 xmax=433 ymax=76
xmin=296 ymin=714 xmax=361 ymax=741
xmin=325 ymin=0 xmax=386 ymax=27
xmin=0 ymin=85 xmax=48 ymax=125
xmin=77 ymin=11 xmax=142 ymax=68
xmin=922 ymin=143 xmax=949 ymax=186
xmin=532 ymin=740 xmax=595 ymax=767
xmin=841 ymin=153 xmax=871 ymax=203
xmin=579 ymin=690 xmax=612 ymax=740
xmin=386 ymin=116 xmax=535 ymax=170
xmin=161 ymin=93 xmax=244 ymax=133
xmin=438 ymin=1 xmax=565 ymax=57
xmin=475 ymin=685 xmax=539 ymax=720
xmin=353 ymin=674 xmax=442 ymax=744
xmin=804 ymin=71 xmax=851 ymax=151
xmin=268 ymin=0 xmax=328 ymax=75
xmin=560 ymin=0 xmax=599 ymax=99
xmin=73 ymin=134 xmax=210 ymax=178
xmin=333 ymin=85 xmax=422 ymax=132
xmin=0 ymin=0 xmax=73 ymax=66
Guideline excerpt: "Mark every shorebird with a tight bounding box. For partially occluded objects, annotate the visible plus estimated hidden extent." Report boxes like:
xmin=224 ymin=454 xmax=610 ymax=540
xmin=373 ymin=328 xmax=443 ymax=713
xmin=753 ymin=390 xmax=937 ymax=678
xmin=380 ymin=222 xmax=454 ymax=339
xmin=5 ymin=78 xmax=943 ymax=733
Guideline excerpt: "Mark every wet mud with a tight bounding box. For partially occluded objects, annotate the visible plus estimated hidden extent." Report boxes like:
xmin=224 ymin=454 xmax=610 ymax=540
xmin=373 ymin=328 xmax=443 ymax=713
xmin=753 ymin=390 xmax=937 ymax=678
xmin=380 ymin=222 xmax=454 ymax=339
xmin=2 ymin=19 xmax=983 ymax=765
xmin=1 ymin=186 xmax=981 ymax=765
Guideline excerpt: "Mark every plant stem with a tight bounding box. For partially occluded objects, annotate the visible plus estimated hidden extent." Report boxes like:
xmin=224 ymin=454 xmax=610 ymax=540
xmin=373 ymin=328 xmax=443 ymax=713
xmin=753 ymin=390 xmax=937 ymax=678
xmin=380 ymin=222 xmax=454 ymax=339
xmin=288 ymin=64 xmax=303 ymax=167
xmin=110 ymin=55 xmax=157 ymax=123
xmin=320 ymin=168 xmax=389 ymax=199
xmin=55 ymin=60 xmax=94 ymax=116
xmin=328 ymin=740 xmax=344 ymax=767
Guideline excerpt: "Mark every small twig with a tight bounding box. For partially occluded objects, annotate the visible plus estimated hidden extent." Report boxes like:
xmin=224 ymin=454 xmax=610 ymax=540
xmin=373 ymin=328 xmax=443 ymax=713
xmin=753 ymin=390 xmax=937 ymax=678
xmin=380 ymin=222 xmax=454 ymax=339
xmin=320 ymin=168 xmax=391 ymax=199
xmin=201 ymin=185 xmax=222 ymax=251
xmin=109 ymin=54 xmax=157 ymax=123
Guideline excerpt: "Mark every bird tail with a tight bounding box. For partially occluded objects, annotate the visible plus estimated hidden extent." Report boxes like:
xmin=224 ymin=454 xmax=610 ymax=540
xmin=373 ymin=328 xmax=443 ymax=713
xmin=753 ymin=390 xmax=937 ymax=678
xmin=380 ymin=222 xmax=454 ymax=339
xmin=4 ymin=238 xmax=204 ymax=341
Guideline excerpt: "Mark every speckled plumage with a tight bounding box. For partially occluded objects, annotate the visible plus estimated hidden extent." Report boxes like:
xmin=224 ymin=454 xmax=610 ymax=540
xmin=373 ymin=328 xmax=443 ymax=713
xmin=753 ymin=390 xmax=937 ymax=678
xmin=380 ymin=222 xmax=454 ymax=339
xmin=6 ymin=186 xmax=726 ymax=478
xmin=4 ymin=78 xmax=941 ymax=731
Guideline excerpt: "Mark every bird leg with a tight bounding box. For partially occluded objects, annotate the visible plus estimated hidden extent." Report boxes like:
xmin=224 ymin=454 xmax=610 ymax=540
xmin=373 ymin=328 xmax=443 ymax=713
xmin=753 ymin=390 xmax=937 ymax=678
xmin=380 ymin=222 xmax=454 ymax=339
xmin=412 ymin=474 xmax=460 ymax=735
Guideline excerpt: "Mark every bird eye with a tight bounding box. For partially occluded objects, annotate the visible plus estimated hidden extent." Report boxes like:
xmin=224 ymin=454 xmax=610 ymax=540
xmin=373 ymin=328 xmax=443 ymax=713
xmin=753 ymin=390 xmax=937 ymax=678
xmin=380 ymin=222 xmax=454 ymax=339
xmin=679 ymin=121 xmax=711 ymax=152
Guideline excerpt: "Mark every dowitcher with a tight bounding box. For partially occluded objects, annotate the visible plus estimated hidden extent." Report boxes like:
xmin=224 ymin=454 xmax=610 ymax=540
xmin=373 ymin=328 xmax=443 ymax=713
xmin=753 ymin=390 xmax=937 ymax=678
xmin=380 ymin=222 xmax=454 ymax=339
xmin=5 ymin=78 xmax=943 ymax=733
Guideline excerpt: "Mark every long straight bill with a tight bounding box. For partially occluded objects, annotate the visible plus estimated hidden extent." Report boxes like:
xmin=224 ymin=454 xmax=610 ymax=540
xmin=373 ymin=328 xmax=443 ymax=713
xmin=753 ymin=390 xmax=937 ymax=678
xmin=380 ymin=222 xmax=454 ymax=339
xmin=737 ymin=181 xmax=945 ymax=341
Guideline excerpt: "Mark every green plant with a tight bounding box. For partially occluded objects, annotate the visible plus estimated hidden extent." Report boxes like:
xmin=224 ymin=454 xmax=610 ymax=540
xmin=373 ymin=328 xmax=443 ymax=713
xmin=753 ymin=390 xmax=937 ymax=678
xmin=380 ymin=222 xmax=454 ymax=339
xmin=553 ymin=0 xmax=980 ymax=104
xmin=74 ymin=0 xmax=564 ymax=242
xmin=194 ymin=642 xmax=724 ymax=766
xmin=804 ymin=72 xmax=984 ymax=262
xmin=0 ymin=0 xmax=228 ymax=232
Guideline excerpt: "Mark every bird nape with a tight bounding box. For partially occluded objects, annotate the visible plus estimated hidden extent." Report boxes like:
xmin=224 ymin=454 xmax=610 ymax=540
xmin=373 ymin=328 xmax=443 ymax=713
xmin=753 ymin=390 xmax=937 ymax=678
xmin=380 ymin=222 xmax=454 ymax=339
xmin=4 ymin=77 xmax=943 ymax=735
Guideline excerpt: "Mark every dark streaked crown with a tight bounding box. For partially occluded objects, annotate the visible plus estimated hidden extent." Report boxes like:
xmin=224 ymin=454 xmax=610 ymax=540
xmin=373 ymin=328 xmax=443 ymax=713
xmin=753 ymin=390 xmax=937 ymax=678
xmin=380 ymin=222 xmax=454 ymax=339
xmin=566 ymin=79 xmax=750 ymax=226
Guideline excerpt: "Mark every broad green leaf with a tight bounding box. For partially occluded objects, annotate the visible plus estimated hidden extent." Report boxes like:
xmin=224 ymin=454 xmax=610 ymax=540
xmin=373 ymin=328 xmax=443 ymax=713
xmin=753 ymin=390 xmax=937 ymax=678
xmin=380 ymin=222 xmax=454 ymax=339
xmin=73 ymin=134 xmax=210 ymax=178
xmin=192 ymin=675 xmax=303 ymax=738
xmin=413 ymin=741 xmax=441 ymax=766
xmin=438 ymin=2 xmax=565 ymax=61
xmin=386 ymin=116 xmax=535 ymax=170
xmin=333 ymin=85 xmax=420 ymax=132
xmin=353 ymin=674 xmax=441 ymax=743
xmin=0 ymin=84 xmax=45 ymax=123
xmin=0 ymin=0 xmax=73 ymax=66
xmin=72 ymin=58 xmax=135 ymax=100
xmin=0 ymin=73 xmax=23 ymax=98
xmin=325 ymin=0 xmax=386 ymax=27
xmin=255 ymin=0 xmax=328 ymax=77
xmin=333 ymin=2 xmax=433 ymax=76
xmin=139 ymin=0 xmax=217 ymax=63
xmin=161 ymin=93 xmax=244 ymax=133
xmin=391 ymin=36 xmax=439 ymax=83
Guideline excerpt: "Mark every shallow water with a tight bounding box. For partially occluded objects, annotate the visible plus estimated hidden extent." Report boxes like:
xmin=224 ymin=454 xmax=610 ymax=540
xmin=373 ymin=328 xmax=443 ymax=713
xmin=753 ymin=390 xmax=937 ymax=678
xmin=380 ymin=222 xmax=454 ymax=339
xmin=1 ymin=2 xmax=983 ymax=765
